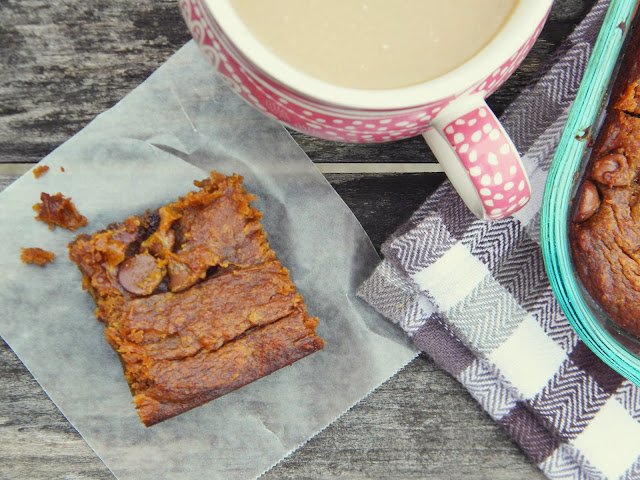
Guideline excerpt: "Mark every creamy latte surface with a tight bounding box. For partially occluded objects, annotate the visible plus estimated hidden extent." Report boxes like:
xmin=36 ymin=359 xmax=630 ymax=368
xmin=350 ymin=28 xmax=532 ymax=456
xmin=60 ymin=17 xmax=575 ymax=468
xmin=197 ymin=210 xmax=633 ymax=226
xmin=230 ymin=0 xmax=518 ymax=89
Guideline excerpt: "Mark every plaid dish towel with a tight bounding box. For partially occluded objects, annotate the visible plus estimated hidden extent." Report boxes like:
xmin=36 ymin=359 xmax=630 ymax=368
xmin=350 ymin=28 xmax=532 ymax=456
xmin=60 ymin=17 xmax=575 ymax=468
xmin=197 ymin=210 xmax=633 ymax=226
xmin=358 ymin=1 xmax=640 ymax=479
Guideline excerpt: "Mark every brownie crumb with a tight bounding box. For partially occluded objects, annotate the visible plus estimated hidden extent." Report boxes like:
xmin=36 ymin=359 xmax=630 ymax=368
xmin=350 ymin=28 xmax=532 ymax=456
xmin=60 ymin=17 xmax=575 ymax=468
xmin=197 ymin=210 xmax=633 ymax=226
xmin=33 ymin=165 xmax=50 ymax=179
xmin=33 ymin=192 xmax=88 ymax=231
xmin=21 ymin=247 xmax=55 ymax=266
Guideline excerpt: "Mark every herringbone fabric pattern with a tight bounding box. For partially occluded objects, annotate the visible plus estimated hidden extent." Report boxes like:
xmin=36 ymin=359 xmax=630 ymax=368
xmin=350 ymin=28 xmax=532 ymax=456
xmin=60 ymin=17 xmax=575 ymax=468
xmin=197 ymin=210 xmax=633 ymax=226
xmin=358 ymin=1 xmax=640 ymax=478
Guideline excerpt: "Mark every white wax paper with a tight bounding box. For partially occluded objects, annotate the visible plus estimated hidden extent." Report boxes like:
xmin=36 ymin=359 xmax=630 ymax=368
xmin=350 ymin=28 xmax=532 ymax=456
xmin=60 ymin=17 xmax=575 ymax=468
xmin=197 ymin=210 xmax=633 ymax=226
xmin=0 ymin=41 xmax=418 ymax=480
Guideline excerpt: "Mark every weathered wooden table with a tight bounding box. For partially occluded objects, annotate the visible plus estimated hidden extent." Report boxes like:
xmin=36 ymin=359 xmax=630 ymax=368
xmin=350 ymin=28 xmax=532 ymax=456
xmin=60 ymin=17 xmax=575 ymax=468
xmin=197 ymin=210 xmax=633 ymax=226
xmin=0 ymin=1 xmax=597 ymax=478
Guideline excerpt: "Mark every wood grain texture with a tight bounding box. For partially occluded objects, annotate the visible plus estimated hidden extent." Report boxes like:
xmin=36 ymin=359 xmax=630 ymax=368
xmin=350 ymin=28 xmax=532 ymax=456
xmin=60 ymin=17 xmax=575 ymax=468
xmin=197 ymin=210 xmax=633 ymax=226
xmin=0 ymin=0 xmax=597 ymax=478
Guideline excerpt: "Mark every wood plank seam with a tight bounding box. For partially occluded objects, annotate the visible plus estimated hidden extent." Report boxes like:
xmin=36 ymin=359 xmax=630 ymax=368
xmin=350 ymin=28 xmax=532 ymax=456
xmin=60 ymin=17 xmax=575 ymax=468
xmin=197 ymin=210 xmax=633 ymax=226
xmin=0 ymin=162 xmax=445 ymax=176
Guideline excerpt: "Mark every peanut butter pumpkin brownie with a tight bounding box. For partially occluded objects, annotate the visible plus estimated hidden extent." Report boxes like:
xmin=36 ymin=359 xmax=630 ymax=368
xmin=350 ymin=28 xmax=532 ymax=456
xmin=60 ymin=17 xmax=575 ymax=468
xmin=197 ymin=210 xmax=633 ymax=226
xmin=68 ymin=171 xmax=324 ymax=426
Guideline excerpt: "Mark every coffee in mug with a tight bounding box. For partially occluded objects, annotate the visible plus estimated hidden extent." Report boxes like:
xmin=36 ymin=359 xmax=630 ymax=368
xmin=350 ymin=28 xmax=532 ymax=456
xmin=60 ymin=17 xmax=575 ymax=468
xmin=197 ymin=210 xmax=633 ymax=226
xmin=230 ymin=0 xmax=518 ymax=89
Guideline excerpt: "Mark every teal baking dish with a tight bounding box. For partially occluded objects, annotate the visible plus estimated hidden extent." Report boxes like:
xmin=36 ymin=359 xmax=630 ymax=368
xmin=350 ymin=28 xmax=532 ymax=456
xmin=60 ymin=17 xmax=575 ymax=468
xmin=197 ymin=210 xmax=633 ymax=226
xmin=541 ymin=0 xmax=640 ymax=385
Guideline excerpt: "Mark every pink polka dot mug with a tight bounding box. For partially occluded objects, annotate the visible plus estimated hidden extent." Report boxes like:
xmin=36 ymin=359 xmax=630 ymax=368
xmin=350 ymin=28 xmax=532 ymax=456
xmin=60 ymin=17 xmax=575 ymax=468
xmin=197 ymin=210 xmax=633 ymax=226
xmin=178 ymin=0 xmax=553 ymax=220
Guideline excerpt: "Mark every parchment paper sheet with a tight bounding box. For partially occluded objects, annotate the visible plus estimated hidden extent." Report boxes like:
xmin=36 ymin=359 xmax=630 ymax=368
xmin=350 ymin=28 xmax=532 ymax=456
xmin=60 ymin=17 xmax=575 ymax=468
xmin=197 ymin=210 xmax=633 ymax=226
xmin=0 ymin=41 xmax=418 ymax=479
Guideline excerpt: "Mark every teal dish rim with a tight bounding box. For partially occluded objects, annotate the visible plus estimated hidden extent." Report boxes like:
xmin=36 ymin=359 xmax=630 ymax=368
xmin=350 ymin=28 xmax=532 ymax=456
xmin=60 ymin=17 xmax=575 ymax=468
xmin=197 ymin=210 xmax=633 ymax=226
xmin=541 ymin=0 xmax=639 ymax=385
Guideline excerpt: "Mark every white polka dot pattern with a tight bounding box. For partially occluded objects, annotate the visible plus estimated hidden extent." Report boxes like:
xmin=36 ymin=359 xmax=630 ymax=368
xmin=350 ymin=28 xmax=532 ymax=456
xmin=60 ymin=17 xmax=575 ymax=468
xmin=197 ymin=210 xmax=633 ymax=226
xmin=443 ymin=107 xmax=531 ymax=219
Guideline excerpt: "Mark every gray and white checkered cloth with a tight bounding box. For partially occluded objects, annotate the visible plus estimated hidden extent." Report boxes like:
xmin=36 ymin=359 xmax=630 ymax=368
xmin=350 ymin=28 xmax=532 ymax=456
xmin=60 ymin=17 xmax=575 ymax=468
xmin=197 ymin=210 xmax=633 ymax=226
xmin=358 ymin=1 xmax=640 ymax=478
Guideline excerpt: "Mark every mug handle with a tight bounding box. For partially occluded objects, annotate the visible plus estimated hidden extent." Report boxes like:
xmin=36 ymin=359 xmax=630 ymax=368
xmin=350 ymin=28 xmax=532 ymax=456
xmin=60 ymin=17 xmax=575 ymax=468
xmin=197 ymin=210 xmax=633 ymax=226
xmin=422 ymin=95 xmax=531 ymax=220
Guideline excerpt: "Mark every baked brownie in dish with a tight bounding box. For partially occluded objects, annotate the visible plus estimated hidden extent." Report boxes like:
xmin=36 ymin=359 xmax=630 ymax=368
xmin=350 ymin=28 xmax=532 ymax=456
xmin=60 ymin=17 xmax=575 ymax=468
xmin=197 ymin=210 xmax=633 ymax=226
xmin=570 ymin=22 xmax=640 ymax=337
xmin=68 ymin=171 xmax=324 ymax=426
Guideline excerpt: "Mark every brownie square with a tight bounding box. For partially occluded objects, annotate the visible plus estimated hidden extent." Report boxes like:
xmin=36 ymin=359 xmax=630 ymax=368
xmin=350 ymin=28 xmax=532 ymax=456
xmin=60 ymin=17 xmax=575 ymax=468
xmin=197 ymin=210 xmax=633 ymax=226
xmin=68 ymin=171 xmax=324 ymax=426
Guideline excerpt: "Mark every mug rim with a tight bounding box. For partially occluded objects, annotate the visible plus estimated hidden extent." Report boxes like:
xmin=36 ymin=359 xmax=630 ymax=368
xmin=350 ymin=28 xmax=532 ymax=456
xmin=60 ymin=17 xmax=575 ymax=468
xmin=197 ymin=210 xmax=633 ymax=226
xmin=203 ymin=0 xmax=552 ymax=110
